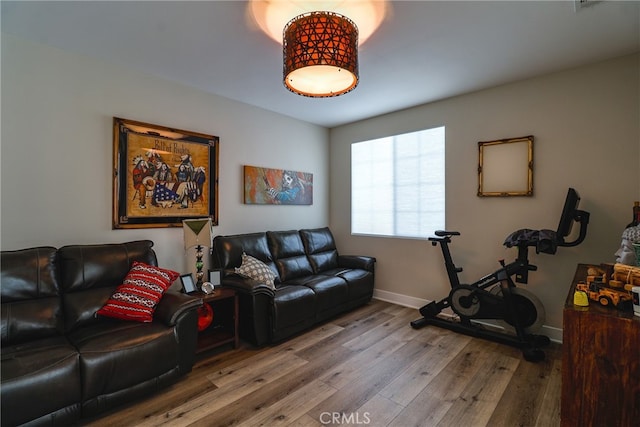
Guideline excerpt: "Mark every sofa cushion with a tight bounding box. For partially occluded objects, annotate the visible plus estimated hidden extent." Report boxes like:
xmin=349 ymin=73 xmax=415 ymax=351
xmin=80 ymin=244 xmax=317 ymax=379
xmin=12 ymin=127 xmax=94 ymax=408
xmin=287 ymin=275 xmax=349 ymax=321
xmin=96 ymin=262 xmax=179 ymax=323
xmin=267 ymin=230 xmax=314 ymax=282
xmin=213 ymin=232 xmax=279 ymax=282
xmin=334 ymin=269 xmax=375 ymax=300
xmin=306 ymin=250 xmax=339 ymax=273
xmin=271 ymin=285 xmax=316 ymax=341
xmin=68 ymin=321 xmax=181 ymax=406
xmin=58 ymin=241 xmax=158 ymax=332
xmin=0 ymin=247 xmax=62 ymax=346
xmin=1 ymin=336 xmax=81 ymax=426
xmin=235 ymin=253 xmax=276 ymax=288
xmin=299 ymin=227 xmax=340 ymax=273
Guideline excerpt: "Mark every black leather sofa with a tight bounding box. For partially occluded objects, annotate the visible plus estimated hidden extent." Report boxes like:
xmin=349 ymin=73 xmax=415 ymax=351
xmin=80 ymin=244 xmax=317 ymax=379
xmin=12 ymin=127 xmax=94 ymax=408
xmin=0 ymin=240 xmax=201 ymax=427
xmin=212 ymin=227 xmax=376 ymax=346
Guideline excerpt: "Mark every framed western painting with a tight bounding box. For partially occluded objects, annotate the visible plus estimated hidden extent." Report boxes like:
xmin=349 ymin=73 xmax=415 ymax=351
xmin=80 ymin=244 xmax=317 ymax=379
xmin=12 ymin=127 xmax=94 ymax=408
xmin=113 ymin=117 xmax=219 ymax=229
xmin=243 ymin=165 xmax=313 ymax=205
xmin=478 ymin=135 xmax=533 ymax=197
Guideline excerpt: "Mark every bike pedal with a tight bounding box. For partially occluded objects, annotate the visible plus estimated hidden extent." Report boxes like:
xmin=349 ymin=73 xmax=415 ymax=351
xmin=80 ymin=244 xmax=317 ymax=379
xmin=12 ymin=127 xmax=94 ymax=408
xmin=419 ymin=302 xmax=440 ymax=317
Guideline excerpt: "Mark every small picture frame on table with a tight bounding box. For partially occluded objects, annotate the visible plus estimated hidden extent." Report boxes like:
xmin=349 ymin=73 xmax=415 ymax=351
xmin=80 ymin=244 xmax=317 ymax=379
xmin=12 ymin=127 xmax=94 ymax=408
xmin=180 ymin=273 xmax=198 ymax=294
xmin=209 ymin=270 xmax=221 ymax=287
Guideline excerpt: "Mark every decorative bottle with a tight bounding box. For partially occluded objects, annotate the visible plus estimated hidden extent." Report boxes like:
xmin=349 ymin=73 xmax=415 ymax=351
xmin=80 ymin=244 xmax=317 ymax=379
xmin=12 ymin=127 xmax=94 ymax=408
xmin=626 ymin=201 xmax=640 ymax=228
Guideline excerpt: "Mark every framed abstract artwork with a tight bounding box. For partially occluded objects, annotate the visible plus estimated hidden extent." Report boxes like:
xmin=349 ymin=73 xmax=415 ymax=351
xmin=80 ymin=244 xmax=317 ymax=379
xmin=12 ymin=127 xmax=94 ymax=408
xmin=243 ymin=165 xmax=313 ymax=205
xmin=112 ymin=117 xmax=219 ymax=228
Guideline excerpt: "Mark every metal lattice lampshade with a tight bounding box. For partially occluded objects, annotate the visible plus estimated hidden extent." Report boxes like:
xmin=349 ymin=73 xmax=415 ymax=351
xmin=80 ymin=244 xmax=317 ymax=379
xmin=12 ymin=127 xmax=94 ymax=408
xmin=283 ymin=11 xmax=359 ymax=98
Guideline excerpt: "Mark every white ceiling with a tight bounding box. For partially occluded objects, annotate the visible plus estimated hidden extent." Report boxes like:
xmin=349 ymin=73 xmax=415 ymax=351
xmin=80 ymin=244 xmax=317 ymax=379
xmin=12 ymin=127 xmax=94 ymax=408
xmin=2 ymin=1 xmax=639 ymax=128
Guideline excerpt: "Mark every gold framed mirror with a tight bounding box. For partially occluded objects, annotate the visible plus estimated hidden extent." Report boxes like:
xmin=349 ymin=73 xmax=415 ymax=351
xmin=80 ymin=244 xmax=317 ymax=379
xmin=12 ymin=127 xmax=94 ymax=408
xmin=478 ymin=135 xmax=533 ymax=197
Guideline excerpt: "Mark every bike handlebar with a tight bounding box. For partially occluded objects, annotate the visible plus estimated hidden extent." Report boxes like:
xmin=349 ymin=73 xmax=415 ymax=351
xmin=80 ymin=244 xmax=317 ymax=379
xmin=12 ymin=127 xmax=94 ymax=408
xmin=557 ymin=210 xmax=590 ymax=247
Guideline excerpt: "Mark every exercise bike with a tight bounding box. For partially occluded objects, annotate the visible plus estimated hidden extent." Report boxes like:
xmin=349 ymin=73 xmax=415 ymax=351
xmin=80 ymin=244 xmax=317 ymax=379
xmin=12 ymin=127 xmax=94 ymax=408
xmin=411 ymin=188 xmax=589 ymax=362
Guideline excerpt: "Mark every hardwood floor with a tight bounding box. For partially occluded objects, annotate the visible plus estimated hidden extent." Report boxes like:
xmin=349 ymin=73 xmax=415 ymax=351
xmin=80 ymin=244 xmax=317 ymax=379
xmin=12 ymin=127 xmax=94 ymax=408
xmin=85 ymin=300 xmax=562 ymax=426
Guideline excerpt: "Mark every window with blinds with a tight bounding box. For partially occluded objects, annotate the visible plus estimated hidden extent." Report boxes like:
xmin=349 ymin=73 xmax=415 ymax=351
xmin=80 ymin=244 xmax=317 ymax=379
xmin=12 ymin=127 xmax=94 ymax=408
xmin=351 ymin=126 xmax=445 ymax=238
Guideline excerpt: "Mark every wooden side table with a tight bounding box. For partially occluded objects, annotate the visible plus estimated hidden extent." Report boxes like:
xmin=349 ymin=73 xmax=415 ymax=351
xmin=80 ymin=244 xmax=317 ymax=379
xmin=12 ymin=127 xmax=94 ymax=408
xmin=561 ymin=263 xmax=640 ymax=426
xmin=194 ymin=287 xmax=239 ymax=354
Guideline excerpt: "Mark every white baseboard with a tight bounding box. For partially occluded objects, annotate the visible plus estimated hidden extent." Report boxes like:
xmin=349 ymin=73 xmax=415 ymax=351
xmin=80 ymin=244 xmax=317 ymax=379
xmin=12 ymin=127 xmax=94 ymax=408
xmin=373 ymin=288 xmax=428 ymax=309
xmin=372 ymin=288 xmax=563 ymax=344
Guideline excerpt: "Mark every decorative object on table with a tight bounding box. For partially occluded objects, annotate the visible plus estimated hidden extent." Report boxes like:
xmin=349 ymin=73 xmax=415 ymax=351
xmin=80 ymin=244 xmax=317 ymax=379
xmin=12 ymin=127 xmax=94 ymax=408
xmin=183 ymin=218 xmax=213 ymax=288
xmin=625 ymin=201 xmax=640 ymax=228
xmin=477 ymin=135 xmax=534 ymax=197
xmin=197 ymin=302 xmax=214 ymax=331
xmin=575 ymin=280 xmax=631 ymax=309
xmin=198 ymin=270 xmax=221 ymax=295
xmin=201 ymin=282 xmax=215 ymax=295
xmin=112 ymin=117 xmax=219 ymax=229
xmin=194 ymin=288 xmax=239 ymax=353
xmin=615 ymin=225 xmax=640 ymax=266
xmin=632 ymin=286 xmax=640 ymax=316
xmin=573 ymin=289 xmax=589 ymax=307
xmin=179 ymin=273 xmax=197 ymax=294
xmin=574 ymin=263 xmax=639 ymax=310
xmin=243 ymin=165 xmax=313 ymax=205
xmin=612 ymin=263 xmax=640 ymax=290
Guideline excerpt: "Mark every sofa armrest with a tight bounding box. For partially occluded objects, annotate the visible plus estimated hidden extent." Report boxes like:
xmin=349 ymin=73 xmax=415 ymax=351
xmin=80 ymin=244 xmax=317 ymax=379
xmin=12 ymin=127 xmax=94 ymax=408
xmin=220 ymin=274 xmax=274 ymax=346
xmin=338 ymin=255 xmax=376 ymax=272
xmin=221 ymin=274 xmax=275 ymax=298
xmin=155 ymin=291 xmax=202 ymax=326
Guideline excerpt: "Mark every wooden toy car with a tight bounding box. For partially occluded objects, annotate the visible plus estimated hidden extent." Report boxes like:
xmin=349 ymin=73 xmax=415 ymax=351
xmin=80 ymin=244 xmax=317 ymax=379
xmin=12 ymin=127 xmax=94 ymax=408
xmin=576 ymin=280 xmax=632 ymax=308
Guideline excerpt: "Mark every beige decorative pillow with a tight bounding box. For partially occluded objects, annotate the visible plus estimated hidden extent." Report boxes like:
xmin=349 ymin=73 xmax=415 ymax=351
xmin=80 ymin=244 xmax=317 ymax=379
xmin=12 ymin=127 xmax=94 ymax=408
xmin=235 ymin=253 xmax=276 ymax=289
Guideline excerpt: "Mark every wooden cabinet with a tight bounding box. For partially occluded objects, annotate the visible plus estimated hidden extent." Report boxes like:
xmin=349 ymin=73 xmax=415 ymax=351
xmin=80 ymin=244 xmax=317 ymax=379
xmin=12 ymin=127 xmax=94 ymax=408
xmin=194 ymin=287 xmax=239 ymax=354
xmin=561 ymin=264 xmax=640 ymax=426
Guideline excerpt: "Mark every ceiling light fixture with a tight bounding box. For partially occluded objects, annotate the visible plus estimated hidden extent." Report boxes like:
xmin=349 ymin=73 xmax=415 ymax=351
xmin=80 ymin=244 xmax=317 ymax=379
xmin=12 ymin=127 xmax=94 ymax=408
xmin=248 ymin=1 xmax=387 ymax=46
xmin=248 ymin=1 xmax=389 ymax=98
xmin=283 ymin=11 xmax=358 ymax=97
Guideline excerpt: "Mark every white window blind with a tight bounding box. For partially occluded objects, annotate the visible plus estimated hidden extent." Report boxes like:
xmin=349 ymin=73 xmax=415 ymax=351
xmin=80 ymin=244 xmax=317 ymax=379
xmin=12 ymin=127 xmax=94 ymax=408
xmin=351 ymin=126 xmax=445 ymax=238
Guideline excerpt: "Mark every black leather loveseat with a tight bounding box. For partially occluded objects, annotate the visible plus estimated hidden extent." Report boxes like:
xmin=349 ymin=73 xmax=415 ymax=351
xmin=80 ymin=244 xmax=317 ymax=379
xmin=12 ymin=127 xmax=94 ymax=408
xmin=212 ymin=227 xmax=375 ymax=346
xmin=0 ymin=240 xmax=201 ymax=427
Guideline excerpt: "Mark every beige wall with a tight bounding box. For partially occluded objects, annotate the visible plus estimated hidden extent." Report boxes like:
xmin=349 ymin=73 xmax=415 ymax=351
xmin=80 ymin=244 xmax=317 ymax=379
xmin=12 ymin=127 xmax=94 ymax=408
xmin=2 ymin=33 xmax=639 ymax=338
xmin=329 ymin=54 xmax=640 ymax=336
xmin=1 ymin=34 xmax=329 ymax=276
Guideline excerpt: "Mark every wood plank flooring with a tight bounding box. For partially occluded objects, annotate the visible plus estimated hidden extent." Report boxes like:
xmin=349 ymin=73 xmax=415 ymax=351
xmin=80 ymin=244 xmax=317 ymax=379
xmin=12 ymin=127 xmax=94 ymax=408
xmin=84 ymin=300 xmax=562 ymax=426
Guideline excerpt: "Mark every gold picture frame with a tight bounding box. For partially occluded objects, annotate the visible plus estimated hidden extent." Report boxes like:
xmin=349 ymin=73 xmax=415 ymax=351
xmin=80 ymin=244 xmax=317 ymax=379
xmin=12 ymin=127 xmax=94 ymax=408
xmin=478 ymin=135 xmax=533 ymax=197
xmin=112 ymin=117 xmax=219 ymax=229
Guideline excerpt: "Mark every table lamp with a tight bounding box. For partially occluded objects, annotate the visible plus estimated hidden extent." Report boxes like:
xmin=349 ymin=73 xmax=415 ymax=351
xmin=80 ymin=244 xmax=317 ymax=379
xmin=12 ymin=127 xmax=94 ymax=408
xmin=183 ymin=218 xmax=212 ymax=289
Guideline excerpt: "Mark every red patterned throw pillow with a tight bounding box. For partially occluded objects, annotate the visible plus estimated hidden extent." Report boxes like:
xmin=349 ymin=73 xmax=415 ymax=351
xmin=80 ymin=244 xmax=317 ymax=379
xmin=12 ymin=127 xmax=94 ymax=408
xmin=97 ymin=261 xmax=180 ymax=322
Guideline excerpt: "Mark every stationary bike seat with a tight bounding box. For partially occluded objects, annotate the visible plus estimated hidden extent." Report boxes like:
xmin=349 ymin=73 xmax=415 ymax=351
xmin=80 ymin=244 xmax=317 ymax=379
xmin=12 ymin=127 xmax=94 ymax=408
xmin=433 ymin=230 xmax=460 ymax=237
xmin=504 ymin=229 xmax=558 ymax=254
